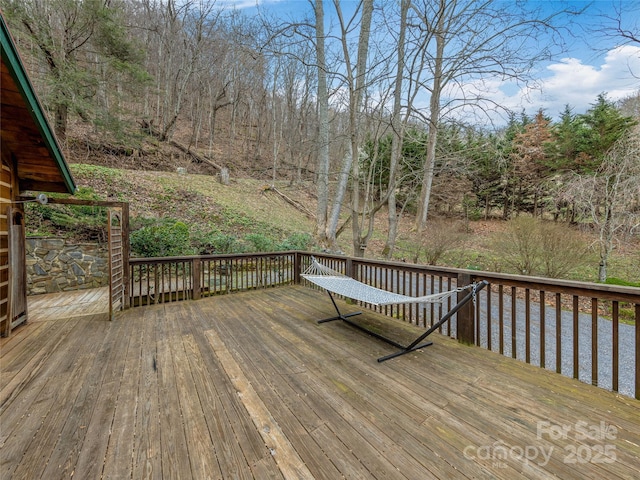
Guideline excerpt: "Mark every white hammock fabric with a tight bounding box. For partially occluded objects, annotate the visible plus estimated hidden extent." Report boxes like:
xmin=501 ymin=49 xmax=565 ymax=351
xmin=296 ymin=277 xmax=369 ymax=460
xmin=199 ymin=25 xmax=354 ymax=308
xmin=302 ymin=257 xmax=468 ymax=307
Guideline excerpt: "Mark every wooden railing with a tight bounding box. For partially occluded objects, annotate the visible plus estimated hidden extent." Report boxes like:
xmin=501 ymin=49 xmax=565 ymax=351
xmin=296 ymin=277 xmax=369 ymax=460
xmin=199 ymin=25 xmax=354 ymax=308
xmin=128 ymin=252 xmax=297 ymax=307
xmin=128 ymin=251 xmax=640 ymax=399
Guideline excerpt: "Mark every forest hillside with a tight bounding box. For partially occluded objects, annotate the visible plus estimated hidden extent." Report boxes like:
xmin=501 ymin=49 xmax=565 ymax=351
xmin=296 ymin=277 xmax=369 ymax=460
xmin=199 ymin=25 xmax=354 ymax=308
xmin=29 ymin=160 xmax=640 ymax=286
xmin=3 ymin=1 xmax=639 ymax=284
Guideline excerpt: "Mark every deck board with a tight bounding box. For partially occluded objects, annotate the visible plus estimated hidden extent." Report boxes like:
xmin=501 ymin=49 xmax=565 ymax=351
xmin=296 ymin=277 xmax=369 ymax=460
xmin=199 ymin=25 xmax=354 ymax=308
xmin=25 ymin=287 xmax=109 ymax=323
xmin=1 ymin=285 xmax=639 ymax=479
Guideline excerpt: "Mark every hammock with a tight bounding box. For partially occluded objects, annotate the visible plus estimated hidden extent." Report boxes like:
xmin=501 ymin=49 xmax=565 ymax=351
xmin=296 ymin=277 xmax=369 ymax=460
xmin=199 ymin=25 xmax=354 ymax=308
xmin=301 ymin=257 xmax=488 ymax=362
xmin=302 ymin=257 xmax=468 ymax=306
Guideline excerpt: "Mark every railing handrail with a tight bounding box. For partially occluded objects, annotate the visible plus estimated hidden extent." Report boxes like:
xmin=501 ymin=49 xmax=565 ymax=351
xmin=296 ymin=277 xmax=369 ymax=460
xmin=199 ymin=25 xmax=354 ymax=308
xmin=304 ymin=252 xmax=640 ymax=300
xmin=128 ymin=251 xmax=296 ymax=264
xmin=127 ymin=250 xmax=640 ymax=301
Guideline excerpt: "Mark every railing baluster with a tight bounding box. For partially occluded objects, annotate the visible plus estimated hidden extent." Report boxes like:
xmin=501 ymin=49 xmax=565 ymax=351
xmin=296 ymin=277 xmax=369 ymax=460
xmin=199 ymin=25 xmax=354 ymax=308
xmin=573 ymin=295 xmax=579 ymax=380
xmin=556 ymin=293 xmax=562 ymax=374
xmin=476 ymin=286 xmax=482 ymax=347
xmin=540 ymin=291 xmax=545 ymax=369
xmin=429 ymin=276 xmax=435 ymax=330
xmin=476 ymin=283 xmax=481 ymax=346
xmin=612 ymin=301 xmax=619 ymax=392
xmin=403 ymin=270 xmax=407 ymax=322
xmin=525 ymin=288 xmax=531 ymax=364
xmin=592 ymin=298 xmax=598 ymax=387
xmin=486 ymin=283 xmax=492 ymax=351
xmin=498 ymin=285 xmax=504 ymax=355
xmin=511 ymin=286 xmax=517 ymax=359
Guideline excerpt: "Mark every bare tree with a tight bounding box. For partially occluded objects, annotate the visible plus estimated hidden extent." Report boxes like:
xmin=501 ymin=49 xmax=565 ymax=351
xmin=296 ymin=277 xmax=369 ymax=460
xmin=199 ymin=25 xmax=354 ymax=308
xmin=313 ymin=0 xmax=331 ymax=244
xmin=618 ymin=92 xmax=640 ymax=119
xmin=563 ymin=126 xmax=640 ymax=281
xmin=404 ymin=0 xmax=572 ymax=234
xmin=316 ymin=0 xmax=375 ymax=254
xmin=594 ymin=0 xmax=640 ymax=51
xmin=382 ymin=0 xmax=410 ymax=258
xmin=345 ymin=0 xmax=374 ymax=256
xmin=154 ymin=0 xmax=223 ymax=141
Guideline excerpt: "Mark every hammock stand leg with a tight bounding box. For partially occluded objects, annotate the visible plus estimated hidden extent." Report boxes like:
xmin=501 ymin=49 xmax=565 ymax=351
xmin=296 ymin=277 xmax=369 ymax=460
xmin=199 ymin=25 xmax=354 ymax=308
xmin=317 ymin=291 xmax=362 ymax=324
xmin=318 ymin=292 xmax=426 ymax=352
xmin=377 ymin=280 xmax=488 ymax=362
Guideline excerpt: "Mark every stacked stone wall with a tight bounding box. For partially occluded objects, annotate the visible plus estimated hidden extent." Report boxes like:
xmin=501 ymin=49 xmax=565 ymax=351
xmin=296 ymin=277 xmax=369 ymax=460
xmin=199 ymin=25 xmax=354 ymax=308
xmin=26 ymin=238 xmax=109 ymax=295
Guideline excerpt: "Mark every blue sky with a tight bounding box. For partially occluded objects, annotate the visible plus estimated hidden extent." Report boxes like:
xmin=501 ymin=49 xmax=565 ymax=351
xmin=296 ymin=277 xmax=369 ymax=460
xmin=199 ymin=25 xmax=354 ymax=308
xmin=220 ymin=1 xmax=639 ymax=121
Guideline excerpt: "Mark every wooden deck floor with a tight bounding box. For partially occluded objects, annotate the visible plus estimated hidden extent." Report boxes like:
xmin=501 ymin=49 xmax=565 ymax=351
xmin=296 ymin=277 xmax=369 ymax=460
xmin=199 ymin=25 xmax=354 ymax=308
xmin=26 ymin=287 xmax=109 ymax=322
xmin=1 ymin=286 xmax=639 ymax=479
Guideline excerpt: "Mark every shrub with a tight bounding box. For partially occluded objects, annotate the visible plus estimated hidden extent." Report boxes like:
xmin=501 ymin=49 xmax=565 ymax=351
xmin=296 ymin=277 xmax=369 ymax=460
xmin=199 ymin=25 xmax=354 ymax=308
xmin=189 ymin=226 xmax=244 ymax=254
xmin=491 ymin=217 xmax=540 ymax=275
xmin=243 ymin=233 xmax=275 ymax=252
xmin=491 ymin=217 xmax=591 ymax=278
xmin=277 ymin=233 xmax=312 ymax=251
xmin=130 ymin=220 xmax=194 ymax=257
xmin=538 ymin=222 xmax=592 ymax=278
xmin=201 ymin=233 xmax=244 ymax=254
xmin=414 ymin=219 xmax=466 ymax=265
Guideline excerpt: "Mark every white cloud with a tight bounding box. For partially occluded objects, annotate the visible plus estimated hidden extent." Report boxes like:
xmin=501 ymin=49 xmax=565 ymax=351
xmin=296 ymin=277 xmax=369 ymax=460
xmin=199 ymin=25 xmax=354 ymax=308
xmin=506 ymin=45 xmax=640 ymax=118
xmin=216 ymin=0 xmax=285 ymax=9
xmin=439 ymin=45 xmax=640 ymax=126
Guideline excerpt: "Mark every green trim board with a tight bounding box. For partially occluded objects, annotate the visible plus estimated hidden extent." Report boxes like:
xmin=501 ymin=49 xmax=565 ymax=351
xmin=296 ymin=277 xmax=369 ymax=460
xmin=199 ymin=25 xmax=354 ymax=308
xmin=1 ymin=12 xmax=76 ymax=194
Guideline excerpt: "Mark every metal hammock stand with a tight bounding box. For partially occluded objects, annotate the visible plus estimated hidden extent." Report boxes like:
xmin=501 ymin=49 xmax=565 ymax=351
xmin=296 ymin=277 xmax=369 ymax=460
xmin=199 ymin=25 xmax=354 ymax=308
xmin=301 ymin=257 xmax=488 ymax=362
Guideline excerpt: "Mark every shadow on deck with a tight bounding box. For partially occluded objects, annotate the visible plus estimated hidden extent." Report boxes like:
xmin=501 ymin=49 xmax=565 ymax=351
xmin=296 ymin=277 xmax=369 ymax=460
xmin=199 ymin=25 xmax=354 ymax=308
xmin=1 ymin=286 xmax=638 ymax=479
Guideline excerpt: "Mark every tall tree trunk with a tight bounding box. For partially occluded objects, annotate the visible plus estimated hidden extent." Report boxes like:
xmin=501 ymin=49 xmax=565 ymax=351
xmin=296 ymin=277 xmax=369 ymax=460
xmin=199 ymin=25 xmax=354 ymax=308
xmin=349 ymin=0 xmax=373 ymax=257
xmin=327 ymin=150 xmax=352 ymax=248
xmin=325 ymin=0 xmax=373 ymax=254
xmin=384 ymin=0 xmax=409 ymax=258
xmin=314 ymin=0 xmax=330 ymax=245
xmin=415 ymin=1 xmax=445 ymax=235
xmin=55 ymin=103 xmax=68 ymax=140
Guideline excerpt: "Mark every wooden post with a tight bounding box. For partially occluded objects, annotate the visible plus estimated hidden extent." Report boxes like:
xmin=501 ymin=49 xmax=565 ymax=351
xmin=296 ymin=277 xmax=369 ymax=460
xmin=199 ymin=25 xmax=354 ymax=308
xmin=457 ymin=272 xmax=474 ymax=345
xmin=293 ymin=252 xmax=300 ymax=284
xmin=192 ymin=258 xmax=201 ymax=300
xmin=346 ymin=258 xmax=354 ymax=279
xmin=121 ymin=202 xmax=130 ymax=308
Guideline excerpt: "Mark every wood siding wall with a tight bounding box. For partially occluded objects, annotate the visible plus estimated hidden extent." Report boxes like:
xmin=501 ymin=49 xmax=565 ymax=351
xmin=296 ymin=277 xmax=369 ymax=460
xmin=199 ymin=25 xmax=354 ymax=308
xmin=1 ymin=156 xmax=12 ymax=334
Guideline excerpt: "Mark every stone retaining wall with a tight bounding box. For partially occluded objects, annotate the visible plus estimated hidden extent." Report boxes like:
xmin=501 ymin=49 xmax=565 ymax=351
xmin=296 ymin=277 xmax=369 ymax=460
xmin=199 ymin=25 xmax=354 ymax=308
xmin=26 ymin=238 xmax=109 ymax=295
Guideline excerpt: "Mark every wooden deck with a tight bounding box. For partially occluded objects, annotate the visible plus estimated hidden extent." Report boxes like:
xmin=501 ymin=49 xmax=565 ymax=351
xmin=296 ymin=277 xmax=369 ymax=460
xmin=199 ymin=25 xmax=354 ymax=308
xmin=1 ymin=286 xmax=639 ymax=479
xmin=26 ymin=287 xmax=109 ymax=322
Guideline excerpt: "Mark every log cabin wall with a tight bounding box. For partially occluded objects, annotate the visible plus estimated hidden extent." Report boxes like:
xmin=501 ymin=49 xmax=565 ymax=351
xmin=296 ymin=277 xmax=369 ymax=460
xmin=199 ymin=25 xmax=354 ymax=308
xmin=1 ymin=152 xmax=13 ymax=334
xmin=1 ymin=13 xmax=77 ymax=335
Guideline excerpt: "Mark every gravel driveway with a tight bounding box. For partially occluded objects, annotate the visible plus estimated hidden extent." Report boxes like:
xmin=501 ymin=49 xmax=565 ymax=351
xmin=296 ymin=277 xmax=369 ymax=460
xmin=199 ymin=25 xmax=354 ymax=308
xmin=470 ymin=291 xmax=636 ymax=398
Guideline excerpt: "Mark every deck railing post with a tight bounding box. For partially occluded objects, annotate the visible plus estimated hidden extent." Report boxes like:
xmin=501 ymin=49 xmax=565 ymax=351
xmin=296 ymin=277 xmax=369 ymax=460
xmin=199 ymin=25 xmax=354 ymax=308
xmin=294 ymin=251 xmax=301 ymax=284
xmin=457 ymin=272 xmax=474 ymax=345
xmin=346 ymin=258 xmax=354 ymax=279
xmin=192 ymin=258 xmax=201 ymax=300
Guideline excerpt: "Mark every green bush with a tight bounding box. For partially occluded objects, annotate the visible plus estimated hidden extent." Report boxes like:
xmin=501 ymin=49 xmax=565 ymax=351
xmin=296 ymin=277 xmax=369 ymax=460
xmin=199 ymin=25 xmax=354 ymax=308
xmin=198 ymin=232 xmax=244 ymax=254
xmin=491 ymin=217 xmax=591 ymax=278
xmin=130 ymin=220 xmax=194 ymax=257
xmin=243 ymin=233 xmax=275 ymax=252
xmin=277 ymin=233 xmax=312 ymax=251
